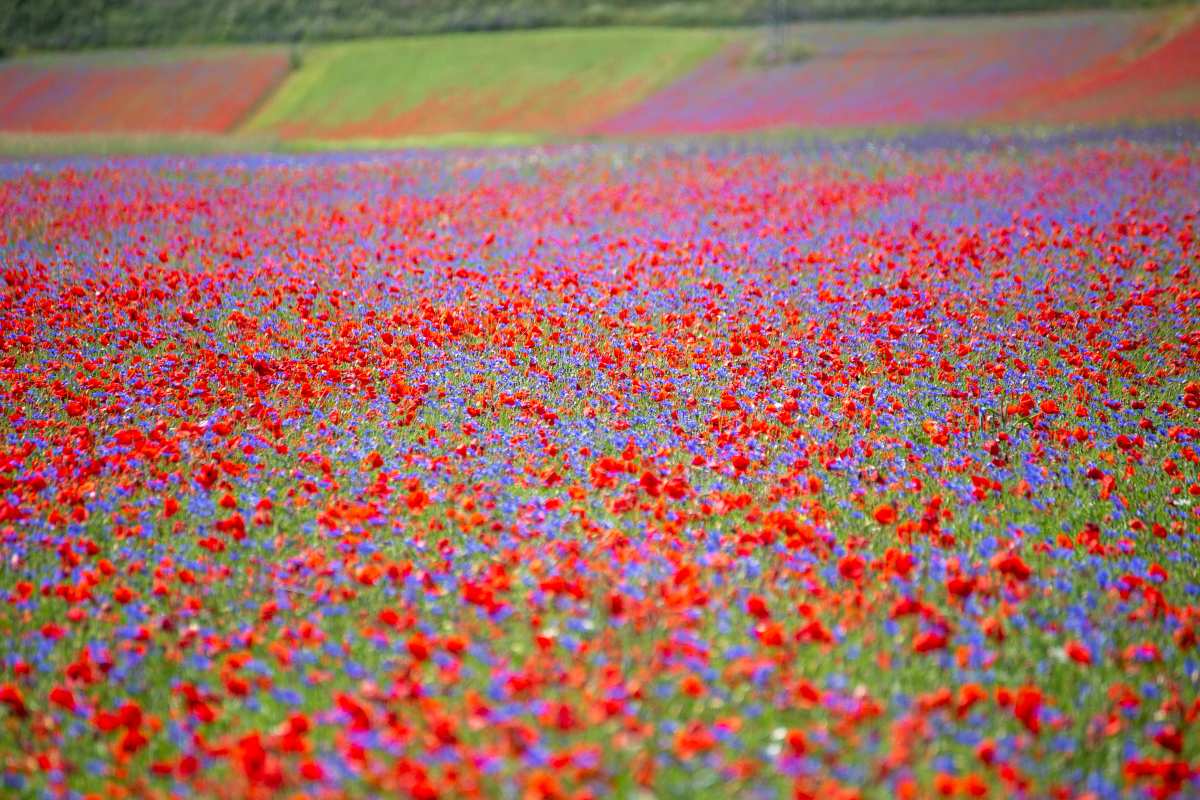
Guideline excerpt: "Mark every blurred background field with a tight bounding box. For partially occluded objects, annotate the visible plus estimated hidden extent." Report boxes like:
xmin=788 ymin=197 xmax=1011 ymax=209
xmin=0 ymin=0 xmax=1197 ymax=153
xmin=242 ymin=28 xmax=724 ymax=141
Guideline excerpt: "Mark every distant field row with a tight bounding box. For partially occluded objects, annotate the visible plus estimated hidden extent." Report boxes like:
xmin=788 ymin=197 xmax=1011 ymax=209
xmin=0 ymin=9 xmax=1197 ymax=152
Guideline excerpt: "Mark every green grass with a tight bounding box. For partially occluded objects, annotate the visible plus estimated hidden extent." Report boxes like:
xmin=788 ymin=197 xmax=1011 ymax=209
xmin=280 ymin=131 xmax=552 ymax=150
xmin=0 ymin=131 xmax=281 ymax=158
xmin=242 ymin=27 xmax=730 ymax=137
xmin=0 ymin=130 xmax=561 ymax=158
xmin=1 ymin=118 xmax=1179 ymax=160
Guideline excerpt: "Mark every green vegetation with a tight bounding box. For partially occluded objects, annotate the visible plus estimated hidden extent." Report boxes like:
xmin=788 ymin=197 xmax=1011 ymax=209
xmin=0 ymin=131 xmax=279 ymax=158
xmin=0 ymin=130 xmax=563 ymax=158
xmin=2 ymin=0 xmax=1190 ymax=52
xmin=243 ymin=27 xmax=726 ymax=137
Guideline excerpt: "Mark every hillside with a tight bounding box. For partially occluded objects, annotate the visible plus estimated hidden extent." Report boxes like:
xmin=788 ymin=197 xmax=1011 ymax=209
xmin=599 ymin=9 xmax=1200 ymax=134
xmin=0 ymin=8 xmax=1197 ymax=153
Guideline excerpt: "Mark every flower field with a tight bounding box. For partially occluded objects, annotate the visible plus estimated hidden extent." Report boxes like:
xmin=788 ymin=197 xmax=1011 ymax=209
xmin=596 ymin=11 xmax=1200 ymax=136
xmin=989 ymin=13 xmax=1200 ymax=127
xmin=0 ymin=50 xmax=290 ymax=135
xmin=0 ymin=128 xmax=1199 ymax=799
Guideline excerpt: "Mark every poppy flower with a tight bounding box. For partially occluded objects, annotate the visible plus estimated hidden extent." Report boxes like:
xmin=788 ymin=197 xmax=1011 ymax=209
xmin=873 ymin=504 xmax=897 ymax=525
xmin=49 ymin=685 xmax=76 ymax=712
xmin=0 ymin=684 xmax=28 ymax=718
xmin=1064 ymin=641 xmax=1092 ymax=665
xmin=838 ymin=554 xmax=866 ymax=582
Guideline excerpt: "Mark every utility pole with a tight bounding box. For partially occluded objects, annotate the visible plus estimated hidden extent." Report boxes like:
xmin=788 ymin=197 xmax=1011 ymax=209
xmin=766 ymin=0 xmax=789 ymax=65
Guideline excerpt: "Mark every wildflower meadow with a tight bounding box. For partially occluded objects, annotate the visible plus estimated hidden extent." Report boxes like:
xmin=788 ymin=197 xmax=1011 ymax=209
xmin=1 ymin=129 xmax=1198 ymax=799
